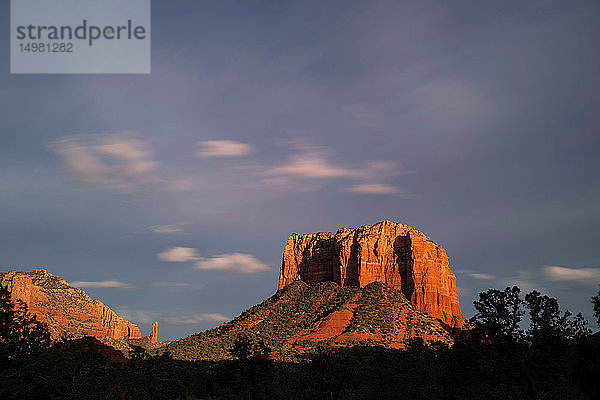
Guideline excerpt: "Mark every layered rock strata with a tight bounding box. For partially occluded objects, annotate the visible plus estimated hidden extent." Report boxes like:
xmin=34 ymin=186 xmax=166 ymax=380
xmin=0 ymin=269 xmax=142 ymax=340
xmin=279 ymin=221 xmax=465 ymax=328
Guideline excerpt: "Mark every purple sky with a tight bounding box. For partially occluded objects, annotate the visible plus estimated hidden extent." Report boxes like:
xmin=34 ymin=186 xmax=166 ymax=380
xmin=1 ymin=0 xmax=599 ymax=340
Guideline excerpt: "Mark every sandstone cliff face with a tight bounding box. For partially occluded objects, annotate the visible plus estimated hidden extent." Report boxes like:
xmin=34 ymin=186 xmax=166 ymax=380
xmin=0 ymin=269 xmax=142 ymax=340
xmin=279 ymin=221 xmax=465 ymax=328
xmin=150 ymin=321 xmax=158 ymax=344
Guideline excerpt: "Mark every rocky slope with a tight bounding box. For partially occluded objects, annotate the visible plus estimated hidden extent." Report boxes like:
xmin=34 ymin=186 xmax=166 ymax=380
xmin=279 ymin=221 xmax=465 ymax=328
xmin=160 ymin=281 xmax=453 ymax=361
xmin=0 ymin=269 xmax=142 ymax=340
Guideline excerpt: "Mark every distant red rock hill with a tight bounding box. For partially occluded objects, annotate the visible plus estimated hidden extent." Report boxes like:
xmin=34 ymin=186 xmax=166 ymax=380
xmin=279 ymin=221 xmax=466 ymax=329
xmin=0 ymin=269 xmax=142 ymax=341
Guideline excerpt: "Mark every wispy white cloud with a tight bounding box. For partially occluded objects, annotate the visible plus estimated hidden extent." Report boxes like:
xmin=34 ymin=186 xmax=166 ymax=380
xmin=149 ymin=281 xmax=204 ymax=291
xmin=70 ymin=280 xmax=133 ymax=289
xmin=116 ymin=308 xmax=229 ymax=326
xmin=269 ymin=153 xmax=358 ymax=179
xmin=150 ymin=282 xmax=190 ymax=288
xmin=468 ymin=273 xmax=495 ymax=280
xmin=115 ymin=308 xmax=155 ymax=324
xmin=50 ymin=132 xmax=158 ymax=190
xmin=462 ymin=265 xmax=599 ymax=296
xmin=346 ymin=183 xmax=403 ymax=195
xmin=196 ymin=140 xmax=253 ymax=158
xmin=194 ymin=253 xmax=270 ymax=274
xmin=498 ymin=270 xmax=544 ymax=293
xmin=149 ymin=225 xmax=183 ymax=234
xmin=458 ymin=269 xmax=541 ymax=293
xmin=353 ymin=161 xmax=406 ymax=181
xmin=158 ymin=247 xmax=270 ymax=274
xmin=165 ymin=313 xmax=230 ymax=325
xmin=157 ymin=247 xmax=200 ymax=262
xmin=263 ymin=144 xmax=409 ymax=195
xmin=543 ymin=266 xmax=600 ymax=283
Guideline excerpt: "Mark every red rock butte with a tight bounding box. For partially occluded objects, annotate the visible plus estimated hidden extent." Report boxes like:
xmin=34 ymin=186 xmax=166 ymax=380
xmin=0 ymin=269 xmax=142 ymax=340
xmin=150 ymin=321 xmax=159 ymax=344
xmin=279 ymin=221 xmax=466 ymax=328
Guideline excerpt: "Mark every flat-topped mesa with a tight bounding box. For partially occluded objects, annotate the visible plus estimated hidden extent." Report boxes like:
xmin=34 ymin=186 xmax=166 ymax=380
xmin=279 ymin=221 xmax=466 ymax=328
xmin=0 ymin=269 xmax=142 ymax=340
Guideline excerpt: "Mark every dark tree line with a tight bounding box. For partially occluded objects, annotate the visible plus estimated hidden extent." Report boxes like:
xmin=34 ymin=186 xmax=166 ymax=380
xmin=0 ymin=285 xmax=50 ymax=373
xmin=592 ymin=288 xmax=600 ymax=327
xmin=471 ymin=285 xmax=593 ymax=342
xmin=228 ymin=334 xmax=271 ymax=361
xmin=1 ymin=283 xmax=599 ymax=399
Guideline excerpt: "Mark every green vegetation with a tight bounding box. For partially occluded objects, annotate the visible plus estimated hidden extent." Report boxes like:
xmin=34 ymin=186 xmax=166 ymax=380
xmin=156 ymin=281 xmax=361 ymax=360
xmin=347 ymin=282 xmax=451 ymax=346
xmin=471 ymin=286 xmax=524 ymax=339
xmin=2 ymin=331 xmax=599 ymax=399
xmin=471 ymin=286 xmax=592 ymax=342
xmin=591 ymin=287 xmax=600 ymax=327
xmin=0 ymin=285 xmax=50 ymax=372
xmin=158 ymin=280 xmax=452 ymax=361
xmin=1 ymin=283 xmax=599 ymax=399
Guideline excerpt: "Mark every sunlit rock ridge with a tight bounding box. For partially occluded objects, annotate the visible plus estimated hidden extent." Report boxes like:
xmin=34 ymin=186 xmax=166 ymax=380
xmin=279 ymin=221 xmax=466 ymax=328
xmin=0 ymin=269 xmax=142 ymax=340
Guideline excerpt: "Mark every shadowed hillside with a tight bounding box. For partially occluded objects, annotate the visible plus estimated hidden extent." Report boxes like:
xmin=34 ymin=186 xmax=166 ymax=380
xmin=160 ymin=280 xmax=453 ymax=361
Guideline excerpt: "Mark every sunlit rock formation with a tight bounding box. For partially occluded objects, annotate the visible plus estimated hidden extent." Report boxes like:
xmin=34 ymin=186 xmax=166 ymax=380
xmin=0 ymin=269 xmax=142 ymax=340
xmin=279 ymin=221 xmax=466 ymax=328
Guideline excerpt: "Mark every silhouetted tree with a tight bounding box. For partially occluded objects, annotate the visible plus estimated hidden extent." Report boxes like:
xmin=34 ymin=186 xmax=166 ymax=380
xmin=250 ymin=340 xmax=271 ymax=361
xmin=406 ymin=337 xmax=426 ymax=352
xmin=471 ymin=286 xmax=524 ymax=340
xmin=130 ymin=345 xmax=148 ymax=360
xmin=592 ymin=287 xmax=600 ymax=327
xmin=0 ymin=285 xmax=50 ymax=370
xmin=565 ymin=312 xmax=592 ymax=339
xmin=229 ymin=335 xmax=252 ymax=360
xmin=525 ymin=290 xmax=590 ymax=340
xmin=525 ymin=290 xmax=562 ymax=339
xmin=229 ymin=336 xmax=272 ymax=361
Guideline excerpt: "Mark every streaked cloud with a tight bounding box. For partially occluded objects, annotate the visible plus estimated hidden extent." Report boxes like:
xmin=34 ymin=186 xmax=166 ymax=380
xmin=70 ymin=280 xmax=133 ymax=289
xmin=194 ymin=253 xmax=270 ymax=274
xmin=150 ymin=282 xmax=190 ymax=288
xmin=468 ymin=273 xmax=495 ymax=280
xmin=269 ymin=153 xmax=358 ymax=179
xmin=346 ymin=183 xmax=403 ymax=195
xmin=196 ymin=140 xmax=253 ymax=158
xmin=149 ymin=225 xmax=183 ymax=234
xmin=264 ymin=145 xmax=408 ymax=195
xmin=498 ymin=270 xmax=545 ymax=293
xmin=158 ymin=247 xmax=269 ymax=274
xmin=116 ymin=308 xmax=229 ymax=326
xmin=165 ymin=313 xmax=230 ymax=325
xmin=157 ymin=246 xmax=200 ymax=262
xmin=149 ymin=281 xmax=204 ymax=291
xmin=543 ymin=266 xmax=600 ymax=282
xmin=50 ymin=132 xmax=158 ymax=190
xmin=115 ymin=308 xmax=155 ymax=324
